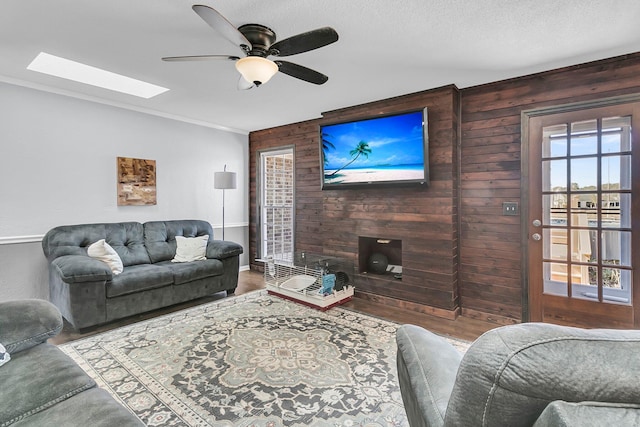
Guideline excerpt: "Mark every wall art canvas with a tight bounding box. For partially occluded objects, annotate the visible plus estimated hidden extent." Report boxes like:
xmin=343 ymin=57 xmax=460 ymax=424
xmin=117 ymin=156 xmax=157 ymax=206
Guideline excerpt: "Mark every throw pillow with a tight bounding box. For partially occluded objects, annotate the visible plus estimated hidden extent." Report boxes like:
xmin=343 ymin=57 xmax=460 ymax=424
xmin=0 ymin=343 xmax=10 ymax=367
xmin=172 ymin=235 xmax=209 ymax=262
xmin=87 ymin=239 xmax=124 ymax=275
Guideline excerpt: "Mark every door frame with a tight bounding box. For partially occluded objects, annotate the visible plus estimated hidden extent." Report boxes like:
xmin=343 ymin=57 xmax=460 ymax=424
xmin=521 ymin=93 xmax=640 ymax=323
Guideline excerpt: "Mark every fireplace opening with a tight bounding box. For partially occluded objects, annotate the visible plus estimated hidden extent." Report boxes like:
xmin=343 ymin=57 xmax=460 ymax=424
xmin=358 ymin=236 xmax=402 ymax=279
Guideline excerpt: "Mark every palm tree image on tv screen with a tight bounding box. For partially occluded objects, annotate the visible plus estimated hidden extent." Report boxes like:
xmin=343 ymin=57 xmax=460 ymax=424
xmin=321 ymin=109 xmax=428 ymax=188
xmin=327 ymin=141 xmax=373 ymax=177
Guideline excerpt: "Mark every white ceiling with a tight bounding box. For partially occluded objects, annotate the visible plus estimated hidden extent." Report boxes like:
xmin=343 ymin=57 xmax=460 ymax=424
xmin=3 ymin=0 xmax=640 ymax=134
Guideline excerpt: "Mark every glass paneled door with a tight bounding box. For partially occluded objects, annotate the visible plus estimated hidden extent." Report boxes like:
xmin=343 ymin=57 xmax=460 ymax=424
xmin=527 ymin=102 xmax=640 ymax=328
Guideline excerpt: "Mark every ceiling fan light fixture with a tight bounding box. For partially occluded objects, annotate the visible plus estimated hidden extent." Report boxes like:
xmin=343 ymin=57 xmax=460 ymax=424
xmin=235 ymin=56 xmax=278 ymax=86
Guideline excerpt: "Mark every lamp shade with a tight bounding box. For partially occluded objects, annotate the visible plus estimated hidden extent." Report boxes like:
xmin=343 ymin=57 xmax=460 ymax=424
xmin=214 ymin=171 xmax=237 ymax=189
xmin=235 ymin=56 xmax=278 ymax=86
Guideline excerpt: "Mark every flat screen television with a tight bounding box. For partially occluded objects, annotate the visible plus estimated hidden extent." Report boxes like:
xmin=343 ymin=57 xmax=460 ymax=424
xmin=320 ymin=108 xmax=429 ymax=189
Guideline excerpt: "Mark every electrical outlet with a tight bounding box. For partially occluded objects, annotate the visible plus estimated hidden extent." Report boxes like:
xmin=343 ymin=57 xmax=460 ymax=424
xmin=503 ymin=202 xmax=519 ymax=216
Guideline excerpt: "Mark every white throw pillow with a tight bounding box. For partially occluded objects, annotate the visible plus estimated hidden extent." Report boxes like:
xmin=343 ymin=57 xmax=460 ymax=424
xmin=87 ymin=239 xmax=124 ymax=275
xmin=172 ymin=235 xmax=209 ymax=263
xmin=0 ymin=343 xmax=10 ymax=367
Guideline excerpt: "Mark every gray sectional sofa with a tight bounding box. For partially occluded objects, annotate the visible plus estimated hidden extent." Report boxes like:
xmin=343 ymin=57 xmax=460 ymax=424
xmin=396 ymin=322 xmax=640 ymax=426
xmin=42 ymin=219 xmax=243 ymax=330
xmin=0 ymin=299 xmax=143 ymax=426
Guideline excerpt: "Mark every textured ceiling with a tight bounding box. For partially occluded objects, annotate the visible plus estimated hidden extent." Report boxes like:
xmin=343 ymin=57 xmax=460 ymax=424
xmin=2 ymin=0 xmax=640 ymax=134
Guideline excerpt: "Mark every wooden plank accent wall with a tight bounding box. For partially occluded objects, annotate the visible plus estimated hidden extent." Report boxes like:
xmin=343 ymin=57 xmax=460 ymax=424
xmin=250 ymin=52 xmax=640 ymax=324
xmin=250 ymin=85 xmax=461 ymax=314
xmin=460 ymin=52 xmax=640 ymax=324
xmin=320 ymin=86 xmax=460 ymax=311
xmin=249 ymin=120 xmax=325 ymax=267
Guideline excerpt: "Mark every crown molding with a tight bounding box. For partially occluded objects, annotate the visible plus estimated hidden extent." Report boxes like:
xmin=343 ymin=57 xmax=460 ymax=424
xmin=0 ymin=74 xmax=248 ymax=135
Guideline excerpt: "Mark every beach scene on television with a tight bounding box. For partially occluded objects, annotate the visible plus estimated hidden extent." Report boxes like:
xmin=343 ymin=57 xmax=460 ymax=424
xmin=322 ymin=110 xmax=426 ymax=185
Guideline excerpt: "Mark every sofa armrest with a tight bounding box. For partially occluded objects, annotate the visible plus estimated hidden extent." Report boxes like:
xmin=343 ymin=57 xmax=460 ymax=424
xmin=396 ymin=324 xmax=463 ymax=427
xmin=51 ymin=255 xmax=112 ymax=283
xmin=206 ymin=240 xmax=243 ymax=260
xmin=0 ymin=299 xmax=63 ymax=354
xmin=534 ymin=400 xmax=640 ymax=426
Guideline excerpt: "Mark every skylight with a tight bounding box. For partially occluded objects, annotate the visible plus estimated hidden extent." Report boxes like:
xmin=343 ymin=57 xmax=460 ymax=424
xmin=27 ymin=52 xmax=169 ymax=99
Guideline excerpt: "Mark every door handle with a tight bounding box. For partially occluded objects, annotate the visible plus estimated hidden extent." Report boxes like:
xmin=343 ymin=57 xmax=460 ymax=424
xmin=532 ymin=233 xmax=541 ymax=241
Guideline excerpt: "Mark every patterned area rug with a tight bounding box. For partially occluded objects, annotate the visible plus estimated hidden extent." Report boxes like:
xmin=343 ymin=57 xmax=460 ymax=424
xmin=60 ymin=291 xmax=469 ymax=426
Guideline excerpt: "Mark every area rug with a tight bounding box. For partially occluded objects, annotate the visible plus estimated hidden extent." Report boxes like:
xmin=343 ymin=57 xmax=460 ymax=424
xmin=60 ymin=290 xmax=469 ymax=426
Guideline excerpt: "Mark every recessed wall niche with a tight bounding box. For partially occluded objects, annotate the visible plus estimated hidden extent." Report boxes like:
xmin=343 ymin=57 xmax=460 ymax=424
xmin=358 ymin=236 xmax=402 ymax=278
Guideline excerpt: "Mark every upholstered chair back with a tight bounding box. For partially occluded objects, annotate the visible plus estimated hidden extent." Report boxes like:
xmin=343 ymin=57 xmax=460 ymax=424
xmin=444 ymin=323 xmax=640 ymax=426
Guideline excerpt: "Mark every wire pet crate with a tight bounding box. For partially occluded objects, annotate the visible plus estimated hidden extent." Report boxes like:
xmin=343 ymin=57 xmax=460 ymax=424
xmin=263 ymin=253 xmax=354 ymax=310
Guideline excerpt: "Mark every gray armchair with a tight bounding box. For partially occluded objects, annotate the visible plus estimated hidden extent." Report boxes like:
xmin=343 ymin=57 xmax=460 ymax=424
xmin=396 ymin=323 xmax=640 ymax=427
xmin=0 ymin=299 xmax=143 ymax=426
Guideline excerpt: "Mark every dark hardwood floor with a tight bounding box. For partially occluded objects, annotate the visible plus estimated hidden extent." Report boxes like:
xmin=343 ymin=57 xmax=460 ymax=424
xmin=52 ymin=270 xmax=498 ymax=345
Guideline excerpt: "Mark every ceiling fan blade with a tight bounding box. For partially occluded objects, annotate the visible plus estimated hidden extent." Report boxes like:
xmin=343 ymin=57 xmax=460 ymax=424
xmin=270 ymin=27 xmax=338 ymax=57
xmin=237 ymin=76 xmax=255 ymax=90
xmin=192 ymin=5 xmax=251 ymax=49
xmin=276 ymin=61 xmax=328 ymax=85
xmin=162 ymin=55 xmax=239 ymax=62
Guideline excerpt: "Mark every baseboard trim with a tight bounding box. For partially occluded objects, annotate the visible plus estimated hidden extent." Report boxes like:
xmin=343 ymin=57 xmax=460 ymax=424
xmin=354 ymin=290 xmax=460 ymax=320
xmin=461 ymin=307 xmax=520 ymax=326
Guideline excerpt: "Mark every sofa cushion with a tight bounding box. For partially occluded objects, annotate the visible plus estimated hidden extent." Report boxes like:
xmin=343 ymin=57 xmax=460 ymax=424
xmin=0 ymin=344 xmax=95 ymax=426
xmin=42 ymin=223 xmax=107 ymax=260
xmin=144 ymin=220 xmax=214 ymax=263
xmin=42 ymin=222 xmax=151 ymax=267
xmin=106 ymin=264 xmax=174 ymax=298
xmin=157 ymin=259 xmax=224 ymax=285
xmin=533 ymin=400 xmax=640 ymax=427
xmin=10 ymin=388 xmax=143 ymax=427
xmin=106 ymin=222 xmax=152 ymax=266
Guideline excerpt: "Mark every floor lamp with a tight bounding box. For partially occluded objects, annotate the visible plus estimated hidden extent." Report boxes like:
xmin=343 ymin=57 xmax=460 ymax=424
xmin=214 ymin=165 xmax=236 ymax=240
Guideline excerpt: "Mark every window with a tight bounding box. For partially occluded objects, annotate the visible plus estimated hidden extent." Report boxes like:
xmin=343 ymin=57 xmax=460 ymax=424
xmin=258 ymin=148 xmax=294 ymax=262
xmin=541 ymin=116 xmax=632 ymax=304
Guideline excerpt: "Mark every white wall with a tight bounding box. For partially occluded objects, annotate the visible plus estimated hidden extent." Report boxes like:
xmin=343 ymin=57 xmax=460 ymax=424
xmin=0 ymin=82 xmax=249 ymax=301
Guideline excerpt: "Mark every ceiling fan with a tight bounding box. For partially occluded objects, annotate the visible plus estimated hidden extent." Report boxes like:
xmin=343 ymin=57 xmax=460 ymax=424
xmin=162 ymin=5 xmax=339 ymax=89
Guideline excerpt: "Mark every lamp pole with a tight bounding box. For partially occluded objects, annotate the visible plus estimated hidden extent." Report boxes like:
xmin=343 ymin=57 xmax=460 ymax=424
xmin=214 ymin=164 xmax=237 ymax=241
xmin=222 ymin=182 xmax=226 ymax=240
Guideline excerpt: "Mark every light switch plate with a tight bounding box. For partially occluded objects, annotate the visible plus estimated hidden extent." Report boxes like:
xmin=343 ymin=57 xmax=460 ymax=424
xmin=503 ymin=202 xmax=519 ymax=216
